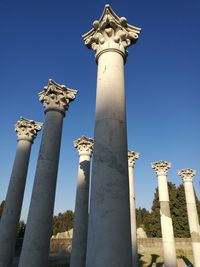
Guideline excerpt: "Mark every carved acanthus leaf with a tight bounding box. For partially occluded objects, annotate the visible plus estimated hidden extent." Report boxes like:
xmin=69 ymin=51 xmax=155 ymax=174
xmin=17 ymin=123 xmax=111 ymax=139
xmin=151 ymin=160 xmax=171 ymax=176
xmin=82 ymin=4 xmax=141 ymax=59
xmin=178 ymin=169 xmax=196 ymax=182
xmin=39 ymin=79 xmax=78 ymax=114
xmin=74 ymin=136 xmax=94 ymax=155
xmin=15 ymin=117 xmax=43 ymax=142
xmin=128 ymin=150 xmax=140 ymax=167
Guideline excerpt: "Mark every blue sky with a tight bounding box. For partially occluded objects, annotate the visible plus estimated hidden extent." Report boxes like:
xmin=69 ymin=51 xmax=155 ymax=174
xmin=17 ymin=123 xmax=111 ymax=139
xmin=0 ymin=0 xmax=200 ymax=221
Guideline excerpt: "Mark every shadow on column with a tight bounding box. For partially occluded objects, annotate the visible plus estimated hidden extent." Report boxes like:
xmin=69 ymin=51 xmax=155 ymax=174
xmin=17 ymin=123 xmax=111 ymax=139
xmin=138 ymin=253 xmax=147 ymax=266
xmin=179 ymin=255 xmax=194 ymax=267
xmin=146 ymin=254 xmax=159 ymax=266
xmin=79 ymin=160 xmax=90 ymax=177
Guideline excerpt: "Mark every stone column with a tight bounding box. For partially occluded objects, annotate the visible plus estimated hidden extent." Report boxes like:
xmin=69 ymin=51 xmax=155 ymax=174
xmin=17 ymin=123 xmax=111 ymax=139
xmin=19 ymin=79 xmax=77 ymax=267
xmin=178 ymin=169 xmax=200 ymax=267
xmin=0 ymin=118 xmax=42 ymax=267
xmin=128 ymin=150 xmax=139 ymax=267
xmin=151 ymin=161 xmax=177 ymax=267
xmin=70 ymin=136 xmax=94 ymax=267
xmin=82 ymin=5 xmax=141 ymax=267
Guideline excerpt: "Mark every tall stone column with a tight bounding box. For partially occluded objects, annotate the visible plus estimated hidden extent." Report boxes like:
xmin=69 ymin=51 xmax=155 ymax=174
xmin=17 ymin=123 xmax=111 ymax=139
xmin=82 ymin=5 xmax=141 ymax=267
xmin=151 ymin=161 xmax=177 ymax=267
xmin=128 ymin=150 xmax=140 ymax=267
xmin=19 ymin=79 xmax=77 ymax=267
xmin=178 ymin=169 xmax=200 ymax=267
xmin=70 ymin=136 xmax=94 ymax=267
xmin=0 ymin=117 xmax=42 ymax=267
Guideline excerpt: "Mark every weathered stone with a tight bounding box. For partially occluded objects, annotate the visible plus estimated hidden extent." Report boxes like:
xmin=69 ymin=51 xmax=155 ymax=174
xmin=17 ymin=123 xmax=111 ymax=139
xmin=128 ymin=150 xmax=140 ymax=267
xmin=178 ymin=169 xmax=200 ymax=267
xmin=160 ymin=201 xmax=171 ymax=218
xmin=19 ymin=80 xmax=77 ymax=267
xmin=0 ymin=118 xmax=42 ymax=267
xmin=83 ymin=5 xmax=141 ymax=267
xmin=70 ymin=136 xmax=94 ymax=267
xmin=137 ymin=227 xmax=147 ymax=239
xmin=152 ymin=160 xmax=177 ymax=267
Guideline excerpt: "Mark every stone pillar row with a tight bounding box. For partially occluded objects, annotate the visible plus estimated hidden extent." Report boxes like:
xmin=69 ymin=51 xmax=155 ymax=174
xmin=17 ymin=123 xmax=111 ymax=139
xmin=0 ymin=118 xmax=42 ymax=267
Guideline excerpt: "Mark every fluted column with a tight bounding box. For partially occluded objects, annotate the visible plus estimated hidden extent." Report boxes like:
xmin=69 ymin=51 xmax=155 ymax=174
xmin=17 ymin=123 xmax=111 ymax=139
xmin=70 ymin=136 xmax=94 ymax=267
xmin=19 ymin=79 xmax=77 ymax=267
xmin=151 ymin=161 xmax=177 ymax=267
xmin=82 ymin=5 xmax=141 ymax=267
xmin=178 ymin=169 xmax=200 ymax=267
xmin=128 ymin=150 xmax=139 ymax=267
xmin=0 ymin=118 xmax=42 ymax=267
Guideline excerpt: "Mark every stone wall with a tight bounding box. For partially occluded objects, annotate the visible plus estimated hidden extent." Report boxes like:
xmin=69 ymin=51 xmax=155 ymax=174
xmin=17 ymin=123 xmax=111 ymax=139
xmin=50 ymin=238 xmax=192 ymax=254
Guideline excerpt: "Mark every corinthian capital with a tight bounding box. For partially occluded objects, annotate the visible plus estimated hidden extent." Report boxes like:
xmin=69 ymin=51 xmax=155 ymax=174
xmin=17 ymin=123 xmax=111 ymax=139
xmin=15 ymin=117 xmax=43 ymax=142
xmin=178 ymin=169 xmax=196 ymax=183
xmin=74 ymin=136 xmax=94 ymax=156
xmin=39 ymin=79 xmax=78 ymax=115
xmin=151 ymin=160 xmax=171 ymax=176
xmin=128 ymin=150 xmax=140 ymax=167
xmin=82 ymin=4 xmax=141 ymax=60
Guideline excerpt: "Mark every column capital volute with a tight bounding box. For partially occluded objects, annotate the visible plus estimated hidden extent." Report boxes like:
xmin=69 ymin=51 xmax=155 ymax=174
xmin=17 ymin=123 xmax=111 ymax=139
xmin=15 ymin=117 xmax=43 ymax=143
xmin=151 ymin=160 xmax=171 ymax=176
xmin=82 ymin=4 xmax=141 ymax=62
xmin=178 ymin=169 xmax=196 ymax=183
xmin=128 ymin=150 xmax=140 ymax=167
xmin=39 ymin=79 xmax=78 ymax=115
xmin=74 ymin=136 xmax=94 ymax=156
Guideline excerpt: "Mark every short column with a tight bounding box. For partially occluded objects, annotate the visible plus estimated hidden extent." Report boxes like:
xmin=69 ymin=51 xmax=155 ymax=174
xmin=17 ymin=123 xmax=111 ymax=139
xmin=83 ymin=5 xmax=141 ymax=267
xmin=19 ymin=80 xmax=77 ymax=267
xmin=0 ymin=117 xmax=42 ymax=267
xmin=151 ymin=160 xmax=177 ymax=267
xmin=178 ymin=169 xmax=200 ymax=267
xmin=70 ymin=136 xmax=94 ymax=267
xmin=128 ymin=150 xmax=139 ymax=267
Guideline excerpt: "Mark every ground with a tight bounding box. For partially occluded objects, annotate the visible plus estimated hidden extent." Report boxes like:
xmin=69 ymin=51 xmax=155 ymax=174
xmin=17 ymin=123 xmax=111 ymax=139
xmin=12 ymin=251 xmax=194 ymax=267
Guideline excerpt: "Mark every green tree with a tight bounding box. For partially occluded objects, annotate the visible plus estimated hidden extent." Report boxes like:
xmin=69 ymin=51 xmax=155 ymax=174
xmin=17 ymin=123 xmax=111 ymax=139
xmin=145 ymin=187 xmax=161 ymax=237
xmin=0 ymin=200 xmax=5 ymax=219
xmin=171 ymin=184 xmax=190 ymax=237
xmin=144 ymin=182 xmax=177 ymax=238
xmin=52 ymin=210 xmax=74 ymax=235
xmin=136 ymin=207 xmax=150 ymax=232
xmin=137 ymin=182 xmax=200 ymax=238
xmin=17 ymin=221 xmax=26 ymax=238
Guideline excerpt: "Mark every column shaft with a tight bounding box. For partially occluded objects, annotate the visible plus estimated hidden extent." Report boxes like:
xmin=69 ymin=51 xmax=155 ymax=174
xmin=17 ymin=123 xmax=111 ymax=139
xmin=158 ymin=174 xmax=177 ymax=267
xmin=128 ymin=165 xmax=139 ymax=267
xmin=184 ymin=182 xmax=200 ymax=267
xmin=70 ymin=153 xmax=91 ymax=267
xmin=86 ymin=51 xmax=132 ymax=267
xmin=0 ymin=140 xmax=31 ymax=267
xmin=19 ymin=111 xmax=63 ymax=267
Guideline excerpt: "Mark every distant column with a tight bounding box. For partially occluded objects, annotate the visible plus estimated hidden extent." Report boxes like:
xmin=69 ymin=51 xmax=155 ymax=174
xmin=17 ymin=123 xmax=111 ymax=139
xmin=19 ymin=79 xmax=77 ymax=267
xmin=83 ymin=5 xmax=141 ymax=267
xmin=70 ymin=136 xmax=94 ymax=267
xmin=178 ymin=169 xmax=200 ymax=267
xmin=151 ymin=160 xmax=177 ymax=267
xmin=128 ymin=150 xmax=139 ymax=267
xmin=0 ymin=117 xmax=42 ymax=267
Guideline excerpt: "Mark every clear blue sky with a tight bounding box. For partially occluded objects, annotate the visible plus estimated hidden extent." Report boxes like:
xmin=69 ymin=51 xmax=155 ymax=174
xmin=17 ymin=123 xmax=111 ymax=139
xmin=0 ymin=0 xmax=200 ymax=221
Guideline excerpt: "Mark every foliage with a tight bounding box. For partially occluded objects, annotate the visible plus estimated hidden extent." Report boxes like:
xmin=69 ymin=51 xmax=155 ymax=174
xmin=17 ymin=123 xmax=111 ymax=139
xmin=136 ymin=207 xmax=150 ymax=232
xmin=0 ymin=200 xmax=5 ymax=219
xmin=17 ymin=221 xmax=26 ymax=238
xmin=136 ymin=182 xmax=200 ymax=238
xmin=52 ymin=210 xmax=74 ymax=235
